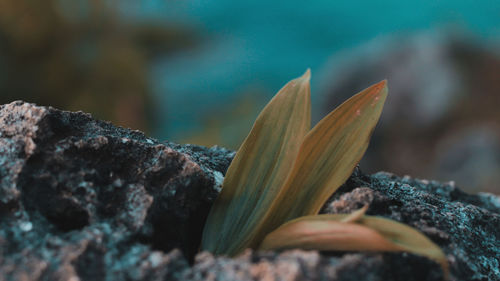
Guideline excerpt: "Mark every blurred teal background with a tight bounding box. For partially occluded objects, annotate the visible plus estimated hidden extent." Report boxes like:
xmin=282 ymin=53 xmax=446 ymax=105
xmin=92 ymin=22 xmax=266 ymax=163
xmin=1 ymin=0 xmax=499 ymax=193
xmin=130 ymin=0 xmax=500 ymax=138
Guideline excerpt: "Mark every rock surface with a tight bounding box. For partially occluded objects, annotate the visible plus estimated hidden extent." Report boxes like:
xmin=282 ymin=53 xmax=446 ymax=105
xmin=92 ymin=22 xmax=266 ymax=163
xmin=0 ymin=101 xmax=498 ymax=281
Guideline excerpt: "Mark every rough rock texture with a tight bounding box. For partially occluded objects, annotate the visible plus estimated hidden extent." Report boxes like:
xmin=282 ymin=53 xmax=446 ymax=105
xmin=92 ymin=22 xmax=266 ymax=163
xmin=0 ymin=101 xmax=499 ymax=281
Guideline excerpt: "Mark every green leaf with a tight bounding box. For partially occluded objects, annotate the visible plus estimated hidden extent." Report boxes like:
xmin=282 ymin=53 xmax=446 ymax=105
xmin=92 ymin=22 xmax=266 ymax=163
xmin=259 ymin=212 xmax=448 ymax=279
xmin=201 ymin=70 xmax=312 ymax=255
xmin=251 ymin=81 xmax=388 ymax=246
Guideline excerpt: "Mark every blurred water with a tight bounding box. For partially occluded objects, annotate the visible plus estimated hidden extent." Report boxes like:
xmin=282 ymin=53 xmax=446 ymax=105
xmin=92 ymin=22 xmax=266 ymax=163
xmin=119 ymin=0 xmax=500 ymax=140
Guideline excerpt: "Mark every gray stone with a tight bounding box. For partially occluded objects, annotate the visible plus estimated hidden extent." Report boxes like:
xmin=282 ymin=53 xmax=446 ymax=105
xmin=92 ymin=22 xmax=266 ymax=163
xmin=0 ymin=101 xmax=498 ymax=281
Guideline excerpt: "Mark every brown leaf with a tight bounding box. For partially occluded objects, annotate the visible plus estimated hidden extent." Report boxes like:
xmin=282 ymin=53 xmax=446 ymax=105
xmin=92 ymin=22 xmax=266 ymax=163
xmin=259 ymin=213 xmax=448 ymax=279
xmin=201 ymin=70 xmax=312 ymax=255
xmin=250 ymin=81 xmax=388 ymax=248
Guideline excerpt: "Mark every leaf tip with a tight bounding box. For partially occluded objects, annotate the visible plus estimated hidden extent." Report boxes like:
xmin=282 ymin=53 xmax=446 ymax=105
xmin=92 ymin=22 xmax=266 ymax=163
xmin=300 ymin=68 xmax=311 ymax=82
xmin=341 ymin=204 xmax=369 ymax=223
xmin=363 ymin=80 xmax=388 ymax=108
xmin=372 ymin=79 xmax=388 ymax=93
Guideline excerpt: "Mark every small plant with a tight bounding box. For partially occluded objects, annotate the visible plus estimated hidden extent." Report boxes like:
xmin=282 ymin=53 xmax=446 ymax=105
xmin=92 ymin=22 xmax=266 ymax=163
xmin=201 ymin=70 xmax=448 ymax=277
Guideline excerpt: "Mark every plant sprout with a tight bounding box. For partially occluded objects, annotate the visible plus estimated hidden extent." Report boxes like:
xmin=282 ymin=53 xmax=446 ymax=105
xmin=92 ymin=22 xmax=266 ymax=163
xmin=201 ymin=70 xmax=448 ymax=278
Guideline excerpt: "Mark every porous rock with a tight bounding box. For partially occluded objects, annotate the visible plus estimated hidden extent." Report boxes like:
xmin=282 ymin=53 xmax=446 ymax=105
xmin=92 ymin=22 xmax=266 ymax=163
xmin=0 ymin=101 xmax=498 ymax=281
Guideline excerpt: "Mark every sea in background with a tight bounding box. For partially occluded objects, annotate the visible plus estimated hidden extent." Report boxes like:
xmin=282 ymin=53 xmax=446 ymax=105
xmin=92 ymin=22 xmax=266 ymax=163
xmin=118 ymin=0 xmax=500 ymax=141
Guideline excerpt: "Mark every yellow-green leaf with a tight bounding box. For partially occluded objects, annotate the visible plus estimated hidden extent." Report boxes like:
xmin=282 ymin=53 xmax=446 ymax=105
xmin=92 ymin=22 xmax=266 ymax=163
xmin=201 ymin=70 xmax=312 ymax=255
xmin=259 ymin=213 xmax=448 ymax=279
xmin=250 ymin=81 xmax=388 ymax=248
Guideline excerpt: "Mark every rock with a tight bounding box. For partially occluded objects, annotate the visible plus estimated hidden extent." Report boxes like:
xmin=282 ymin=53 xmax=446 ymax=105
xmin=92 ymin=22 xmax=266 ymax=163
xmin=0 ymin=101 xmax=498 ymax=281
xmin=0 ymin=101 xmax=229 ymax=280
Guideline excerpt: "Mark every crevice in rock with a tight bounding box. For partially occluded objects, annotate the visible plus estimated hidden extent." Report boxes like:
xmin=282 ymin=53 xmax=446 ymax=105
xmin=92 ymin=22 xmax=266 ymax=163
xmin=74 ymin=242 xmax=106 ymax=281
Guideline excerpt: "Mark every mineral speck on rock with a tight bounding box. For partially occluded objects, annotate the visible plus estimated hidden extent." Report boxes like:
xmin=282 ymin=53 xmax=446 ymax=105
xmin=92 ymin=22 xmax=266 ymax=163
xmin=0 ymin=101 xmax=498 ymax=281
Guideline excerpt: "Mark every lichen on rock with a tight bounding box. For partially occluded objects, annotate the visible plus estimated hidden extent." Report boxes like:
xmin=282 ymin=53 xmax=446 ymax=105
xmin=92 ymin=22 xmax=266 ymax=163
xmin=0 ymin=101 xmax=498 ymax=281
